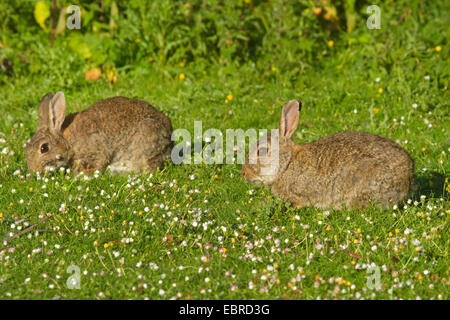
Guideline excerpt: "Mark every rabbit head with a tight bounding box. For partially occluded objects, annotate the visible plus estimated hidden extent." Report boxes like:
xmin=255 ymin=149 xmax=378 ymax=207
xmin=25 ymin=92 xmax=72 ymax=173
xmin=242 ymin=99 xmax=301 ymax=186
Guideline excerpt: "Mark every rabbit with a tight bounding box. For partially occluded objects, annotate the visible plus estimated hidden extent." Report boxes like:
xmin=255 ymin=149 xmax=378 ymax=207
xmin=242 ymin=100 xmax=414 ymax=209
xmin=25 ymin=92 xmax=173 ymax=175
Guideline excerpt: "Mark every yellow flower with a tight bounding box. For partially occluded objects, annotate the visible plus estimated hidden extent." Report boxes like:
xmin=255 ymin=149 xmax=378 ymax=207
xmin=435 ymin=45 xmax=441 ymax=52
xmin=378 ymin=88 xmax=383 ymax=93
xmin=93 ymin=240 xmax=98 ymax=246
xmin=0 ymin=213 xmax=2 ymax=218
xmin=326 ymin=225 xmax=332 ymax=231
xmin=328 ymin=40 xmax=334 ymax=47
xmin=227 ymin=94 xmax=233 ymax=101
xmin=373 ymin=107 xmax=379 ymax=114
xmin=179 ymin=73 xmax=185 ymax=80
xmin=271 ymin=66 xmax=277 ymax=72
xmin=103 ymin=243 xmax=109 ymax=248
xmin=337 ymin=65 xmax=342 ymax=69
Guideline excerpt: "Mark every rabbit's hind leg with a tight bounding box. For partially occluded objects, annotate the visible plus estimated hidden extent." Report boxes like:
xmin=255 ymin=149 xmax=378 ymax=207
xmin=122 ymin=118 xmax=172 ymax=174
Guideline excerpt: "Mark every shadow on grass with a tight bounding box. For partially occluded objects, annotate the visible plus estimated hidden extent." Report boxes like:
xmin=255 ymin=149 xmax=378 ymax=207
xmin=414 ymin=171 xmax=448 ymax=199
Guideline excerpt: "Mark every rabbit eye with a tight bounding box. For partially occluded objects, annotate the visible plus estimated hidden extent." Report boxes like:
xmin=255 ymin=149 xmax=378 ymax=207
xmin=258 ymin=147 xmax=268 ymax=157
xmin=40 ymin=143 xmax=49 ymax=154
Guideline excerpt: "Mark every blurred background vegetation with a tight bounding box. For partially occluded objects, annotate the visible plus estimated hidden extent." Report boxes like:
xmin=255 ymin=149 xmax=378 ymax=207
xmin=0 ymin=0 xmax=447 ymax=88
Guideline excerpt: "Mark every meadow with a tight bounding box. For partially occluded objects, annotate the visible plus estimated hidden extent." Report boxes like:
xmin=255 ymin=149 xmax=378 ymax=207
xmin=0 ymin=0 xmax=448 ymax=299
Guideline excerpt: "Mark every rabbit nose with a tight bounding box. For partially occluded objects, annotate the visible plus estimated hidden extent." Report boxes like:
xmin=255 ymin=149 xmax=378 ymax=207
xmin=56 ymin=154 xmax=63 ymax=160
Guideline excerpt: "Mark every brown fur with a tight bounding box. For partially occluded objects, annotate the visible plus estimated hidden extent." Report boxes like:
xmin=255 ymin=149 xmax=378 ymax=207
xmin=25 ymin=92 xmax=173 ymax=175
xmin=242 ymin=100 xmax=414 ymax=209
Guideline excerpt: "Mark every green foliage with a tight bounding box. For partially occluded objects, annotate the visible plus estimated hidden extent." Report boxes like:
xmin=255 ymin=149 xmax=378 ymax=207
xmin=0 ymin=0 xmax=387 ymax=78
xmin=1 ymin=0 xmax=446 ymax=85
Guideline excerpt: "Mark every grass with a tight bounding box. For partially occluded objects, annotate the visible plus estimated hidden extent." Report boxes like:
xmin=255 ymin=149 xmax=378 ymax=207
xmin=0 ymin=3 xmax=449 ymax=300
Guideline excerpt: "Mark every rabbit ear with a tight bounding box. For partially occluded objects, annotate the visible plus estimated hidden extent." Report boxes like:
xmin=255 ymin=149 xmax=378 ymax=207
xmin=38 ymin=93 xmax=53 ymax=128
xmin=279 ymin=100 xmax=301 ymax=139
xmin=49 ymin=91 xmax=66 ymax=132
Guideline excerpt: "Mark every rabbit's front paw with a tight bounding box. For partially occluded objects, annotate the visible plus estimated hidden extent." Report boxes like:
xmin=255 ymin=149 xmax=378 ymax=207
xmin=72 ymin=157 xmax=109 ymax=175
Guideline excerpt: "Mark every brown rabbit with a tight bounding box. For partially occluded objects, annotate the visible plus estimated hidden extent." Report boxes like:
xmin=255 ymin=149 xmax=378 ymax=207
xmin=25 ymin=92 xmax=173 ymax=175
xmin=242 ymin=100 xmax=414 ymax=209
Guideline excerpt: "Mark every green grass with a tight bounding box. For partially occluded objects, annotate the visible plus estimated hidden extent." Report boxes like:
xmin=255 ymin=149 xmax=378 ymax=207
xmin=0 ymin=2 xmax=449 ymax=300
